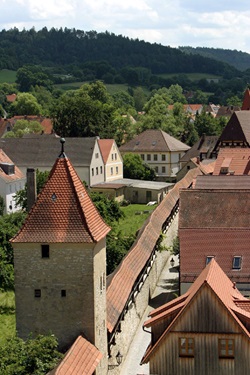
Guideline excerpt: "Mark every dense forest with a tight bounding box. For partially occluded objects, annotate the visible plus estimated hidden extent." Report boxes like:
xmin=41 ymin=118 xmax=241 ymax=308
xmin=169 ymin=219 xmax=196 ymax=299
xmin=179 ymin=46 xmax=250 ymax=72
xmin=0 ymin=27 xmax=240 ymax=77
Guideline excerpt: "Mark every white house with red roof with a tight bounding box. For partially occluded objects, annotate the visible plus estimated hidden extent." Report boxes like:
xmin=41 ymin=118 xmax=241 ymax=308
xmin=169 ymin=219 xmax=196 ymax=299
xmin=98 ymin=138 xmax=123 ymax=181
xmin=141 ymin=259 xmax=250 ymax=375
xmin=0 ymin=149 xmax=25 ymax=213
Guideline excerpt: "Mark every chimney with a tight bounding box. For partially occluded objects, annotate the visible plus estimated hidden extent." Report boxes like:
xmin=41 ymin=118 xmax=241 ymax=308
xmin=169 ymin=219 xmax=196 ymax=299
xmin=26 ymin=168 xmax=37 ymax=212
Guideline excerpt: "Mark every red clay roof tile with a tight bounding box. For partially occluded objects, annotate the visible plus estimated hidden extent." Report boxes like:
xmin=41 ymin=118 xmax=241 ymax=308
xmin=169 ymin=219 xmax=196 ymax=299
xmin=98 ymin=139 xmax=114 ymax=164
xmin=49 ymin=335 xmax=102 ymax=375
xmin=11 ymin=156 xmax=110 ymax=243
xmin=213 ymin=148 xmax=250 ymax=175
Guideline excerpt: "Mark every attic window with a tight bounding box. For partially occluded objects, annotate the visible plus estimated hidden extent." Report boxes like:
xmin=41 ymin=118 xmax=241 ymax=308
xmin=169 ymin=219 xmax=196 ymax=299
xmin=218 ymin=339 xmax=234 ymax=358
xmin=232 ymin=256 xmax=242 ymax=270
xmin=51 ymin=193 xmax=57 ymax=202
xmin=136 ymin=141 xmax=140 ymax=145
xmin=206 ymin=256 xmax=214 ymax=265
xmin=34 ymin=289 xmax=41 ymax=298
xmin=152 ymin=141 xmax=156 ymax=146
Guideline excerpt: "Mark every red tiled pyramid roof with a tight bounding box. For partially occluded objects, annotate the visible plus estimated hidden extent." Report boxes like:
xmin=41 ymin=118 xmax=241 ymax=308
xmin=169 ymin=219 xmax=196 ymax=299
xmin=11 ymin=155 xmax=110 ymax=243
xmin=48 ymin=335 xmax=102 ymax=375
xmin=142 ymin=259 xmax=250 ymax=364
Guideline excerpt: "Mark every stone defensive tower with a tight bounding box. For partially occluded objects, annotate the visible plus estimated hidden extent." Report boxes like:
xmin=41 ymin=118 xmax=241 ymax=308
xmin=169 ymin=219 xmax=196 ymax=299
xmin=11 ymin=140 xmax=110 ymax=374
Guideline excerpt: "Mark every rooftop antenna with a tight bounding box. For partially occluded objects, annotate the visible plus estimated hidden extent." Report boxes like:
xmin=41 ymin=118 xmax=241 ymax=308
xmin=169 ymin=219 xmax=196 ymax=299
xmin=59 ymin=137 xmax=66 ymax=158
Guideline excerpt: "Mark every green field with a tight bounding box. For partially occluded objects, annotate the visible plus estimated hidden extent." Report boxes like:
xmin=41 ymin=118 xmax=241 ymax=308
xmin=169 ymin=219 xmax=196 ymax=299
xmin=55 ymin=81 xmax=130 ymax=94
xmin=158 ymin=72 xmax=221 ymax=81
xmin=0 ymin=69 xmax=17 ymax=84
xmin=0 ymin=291 xmax=16 ymax=345
xmin=119 ymin=203 xmax=157 ymax=237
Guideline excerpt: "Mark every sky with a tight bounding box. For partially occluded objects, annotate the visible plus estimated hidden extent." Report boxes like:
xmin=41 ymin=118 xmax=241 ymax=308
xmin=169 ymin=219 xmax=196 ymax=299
xmin=1 ymin=0 xmax=250 ymax=53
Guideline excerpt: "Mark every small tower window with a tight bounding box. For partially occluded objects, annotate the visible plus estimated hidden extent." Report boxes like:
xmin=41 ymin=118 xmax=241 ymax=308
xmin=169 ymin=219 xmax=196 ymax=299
xmin=41 ymin=245 xmax=50 ymax=258
xmin=61 ymin=290 xmax=66 ymax=297
xmin=34 ymin=289 xmax=41 ymax=298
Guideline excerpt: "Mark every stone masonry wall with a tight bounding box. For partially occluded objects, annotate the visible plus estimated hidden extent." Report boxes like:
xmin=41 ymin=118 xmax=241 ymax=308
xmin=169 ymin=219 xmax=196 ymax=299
xmin=108 ymin=211 xmax=179 ymax=374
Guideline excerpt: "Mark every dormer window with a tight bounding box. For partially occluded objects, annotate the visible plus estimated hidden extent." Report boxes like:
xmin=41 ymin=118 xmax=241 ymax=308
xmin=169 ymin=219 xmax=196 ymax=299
xmin=206 ymin=256 xmax=214 ymax=265
xmin=232 ymin=256 xmax=242 ymax=270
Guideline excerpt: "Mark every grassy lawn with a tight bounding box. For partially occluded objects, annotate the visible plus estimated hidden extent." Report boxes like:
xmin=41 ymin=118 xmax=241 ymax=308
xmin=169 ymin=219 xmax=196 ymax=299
xmin=0 ymin=291 xmax=16 ymax=345
xmin=119 ymin=203 xmax=157 ymax=237
xmin=55 ymin=81 xmax=130 ymax=94
xmin=0 ymin=69 xmax=17 ymax=84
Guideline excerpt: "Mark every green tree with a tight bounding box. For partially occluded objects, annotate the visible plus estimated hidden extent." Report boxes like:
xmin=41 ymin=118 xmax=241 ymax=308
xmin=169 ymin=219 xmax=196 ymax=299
xmin=0 ymin=334 xmax=62 ymax=375
xmin=10 ymin=93 xmax=42 ymax=116
xmin=90 ymin=192 xmax=124 ymax=226
xmin=4 ymin=119 xmax=43 ymax=138
xmin=123 ymin=153 xmax=156 ymax=180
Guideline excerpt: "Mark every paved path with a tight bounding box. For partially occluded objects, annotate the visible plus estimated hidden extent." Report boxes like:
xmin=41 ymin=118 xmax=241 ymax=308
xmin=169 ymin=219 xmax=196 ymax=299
xmin=120 ymin=254 xmax=179 ymax=375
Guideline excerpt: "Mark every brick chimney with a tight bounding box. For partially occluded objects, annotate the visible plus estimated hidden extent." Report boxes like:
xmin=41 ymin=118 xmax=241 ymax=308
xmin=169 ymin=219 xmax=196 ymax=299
xmin=26 ymin=168 xmax=37 ymax=212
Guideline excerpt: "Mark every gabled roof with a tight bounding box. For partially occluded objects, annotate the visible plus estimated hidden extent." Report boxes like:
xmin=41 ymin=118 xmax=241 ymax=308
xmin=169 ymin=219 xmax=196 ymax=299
xmin=0 ymin=149 xmax=24 ymax=182
xmin=142 ymin=259 xmax=250 ymax=364
xmin=0 ymin=136 xmax=98 ymax=168
xmin=242 ymin=88 xmax=250 ymax=110
xmin=106 ymin=167 xmax=202 ymax=334
xmin=11 ymin=153 xmax=110 ymax=243
xmin=216 ymin=106 xmax=241 ymax=118
xmin=180 ymin=135 xmax=218 ymax=163
xmin=119 ymin=129 xmax=190 ymax=153
xmin=213 ymin=148 xmax=250 ymax=175
xmin=98 ymin=139 xmax=115 ymax=164
xmin=48 ymin=335 xmax=102 ymax=375
xmin=218 ymin=111 xmax=250 ymax=145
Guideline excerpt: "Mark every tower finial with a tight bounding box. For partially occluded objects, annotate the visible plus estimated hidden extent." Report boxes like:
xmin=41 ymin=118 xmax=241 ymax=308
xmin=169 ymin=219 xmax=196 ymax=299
xmin=59 ymin=137 xmax=66 ymax=158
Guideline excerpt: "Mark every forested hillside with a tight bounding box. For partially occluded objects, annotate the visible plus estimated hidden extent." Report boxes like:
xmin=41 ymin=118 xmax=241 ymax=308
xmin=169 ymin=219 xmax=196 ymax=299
xmin=0 ymin=27 xmax=238 ymax=77
xmin=179 ymin=46 xmax=250 ymax=72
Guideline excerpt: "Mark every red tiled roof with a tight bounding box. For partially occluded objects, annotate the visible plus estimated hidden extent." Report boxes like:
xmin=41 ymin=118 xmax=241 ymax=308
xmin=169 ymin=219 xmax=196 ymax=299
xmin=41 ymin=118 xmax=53 ymax=134
xmin=106 ymin=167 xmax=202 ymax=333
xmin=194 ymin=175 xmax=250 ymax=189
xmin=179 ymin=189 xmax=250 ymax=228
xmin=11 ymin=155 xmax=110 ymax=243
xmin=6 ymin=93 xmax=17 ymax=102
xmin=142 ymin=259 xmax=250 ymax=364
xmin=213 ymin=148 xmax=250 ymax=175
xmin=0 ymin=149 xmax=24 ymax=182
xmin=180 ymin=228 xmax=250 ymax=282
xmin=98 ymin=139 xmax=114 ymax=164
xmin=242 ymin=88 xmax=250 ymax=110
xmin=49 ymin=335 xmax=102 ymax=375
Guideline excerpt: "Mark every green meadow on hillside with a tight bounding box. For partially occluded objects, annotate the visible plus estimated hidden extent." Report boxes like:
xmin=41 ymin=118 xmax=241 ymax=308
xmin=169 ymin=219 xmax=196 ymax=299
xmin=0 ymin=69 xmax=16 ymax=84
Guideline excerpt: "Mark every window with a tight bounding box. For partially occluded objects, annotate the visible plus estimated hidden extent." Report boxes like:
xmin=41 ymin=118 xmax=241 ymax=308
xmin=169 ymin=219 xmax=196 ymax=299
xmin=96 ymin=167 xmax=98 ymax=175
xmin=34 ymin=289 xmax=41 ymax=298
xmin=147 ymin=154 xmax=151 ymax=161
xmin=92 ymin=168 xmax=94 ymax=176
xmin=218 ymin=339 xmax=234 ymax=358
xmin=95 ymin=153 xmax=99 ymax=158
xmin=154 ymin=154 xmax=157 ymax=161
xmin=100 ymin=166 xmax=103 ymax=174
xmin=162 ymin=166 xmax=166 ymax=173
xmin=155 ymin=166 xmax=158 ymax=173
xmin=206 ymin=256 xmax=214 ymax=265
xmin=162 ymin=154 xmax=166 ymax=161
xmin=111 ymin=167 xmax=113 ymax=175
xmin=179 ymin=337 xmax=194 ymax=357
xmin=141 ymin=154 xmax=145 ymax=161
xmin=61 ymin=290 xmax=66 ymax=297
xmin=115 ymin=153 xmax=117 ymax=160
xmin=41 ymin=244 xmax=50 ymax=258
xmin=232 ymin=256 xmax=242 ymax=270
xmin=112 ymin=154 xmax=114 ymax=160
xmin=116 ymin=167 xmax=118 ymax=174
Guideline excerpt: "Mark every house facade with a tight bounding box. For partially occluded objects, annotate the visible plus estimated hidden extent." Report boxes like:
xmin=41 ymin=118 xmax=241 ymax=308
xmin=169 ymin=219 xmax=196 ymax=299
xmin=141 ymin=259 xmax=250 ymax=375
xmin=0 ymin=149 xmax=25 ymax=213
xmin=0 ymin=135 xmax=108 ymax=187
xmin=119 ymin=129 xmax=190 ymax=180
xmin=98 ymin=139 xmax=123 ymax=182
